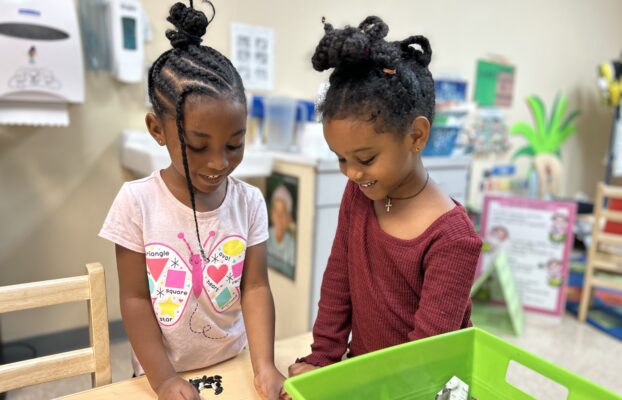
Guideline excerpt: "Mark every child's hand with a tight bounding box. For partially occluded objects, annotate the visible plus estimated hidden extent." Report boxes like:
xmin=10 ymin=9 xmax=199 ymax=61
xmin=253 ymin=365 xmax=287 ymax=400
xmin=288 ymin=362 xmax=318 ymax=377
xmin=156 ymin=375 xmax=200 ymax=400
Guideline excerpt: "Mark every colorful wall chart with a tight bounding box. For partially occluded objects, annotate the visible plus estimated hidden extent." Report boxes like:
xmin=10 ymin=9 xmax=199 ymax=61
xmin=478 ymin=195 xmax=577 ymax=317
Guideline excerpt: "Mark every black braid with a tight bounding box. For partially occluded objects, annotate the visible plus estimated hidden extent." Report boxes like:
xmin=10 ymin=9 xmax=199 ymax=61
xmin=147 ymin=50 xmax=173 ymax=114
xmin=148 ymin=1 xmax=246 ymax=260
xmin=175 ymin=87 xmax=208 ymax=263
xmin=167 ymin=55 xmax=231 ymax=91
xmin=312 ymin=16 xmax=435 ymax=135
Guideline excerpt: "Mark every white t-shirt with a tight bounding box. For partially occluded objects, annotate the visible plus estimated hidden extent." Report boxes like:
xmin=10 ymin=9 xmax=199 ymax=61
xmin=99 ymin=171 xmax=268 ymax=375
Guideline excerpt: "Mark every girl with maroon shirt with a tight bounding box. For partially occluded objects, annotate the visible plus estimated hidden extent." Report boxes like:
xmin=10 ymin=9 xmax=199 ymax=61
xmin=288 ymin=16 xmax=482 ymax=378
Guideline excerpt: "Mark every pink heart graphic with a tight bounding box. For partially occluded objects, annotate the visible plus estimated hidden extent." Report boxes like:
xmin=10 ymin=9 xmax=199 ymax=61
xmin=232 ymin=260 xmax=244 ymax=278
xmin=207 ymin=265 xmax=228 ymax=283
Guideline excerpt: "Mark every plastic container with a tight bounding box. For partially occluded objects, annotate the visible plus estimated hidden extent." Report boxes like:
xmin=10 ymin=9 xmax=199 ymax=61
xmin=435 ymin=79 xmax=468 ymax=104
xmin=284 ymin=327 xmax=621 ymax=400
xmin=263 ymin=96 xmax=297 ymax=151
xmin=247 ymin=95 xmax=265 ymax=147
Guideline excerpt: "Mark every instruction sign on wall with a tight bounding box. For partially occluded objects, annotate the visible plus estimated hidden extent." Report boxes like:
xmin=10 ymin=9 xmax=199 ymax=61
xmin=230 ymin=22 xmax=274 ymax=90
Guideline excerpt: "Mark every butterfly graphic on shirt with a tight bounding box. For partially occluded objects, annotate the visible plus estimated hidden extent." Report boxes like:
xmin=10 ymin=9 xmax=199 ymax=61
xmin=145 ymin=230 xmax=246 ymax=329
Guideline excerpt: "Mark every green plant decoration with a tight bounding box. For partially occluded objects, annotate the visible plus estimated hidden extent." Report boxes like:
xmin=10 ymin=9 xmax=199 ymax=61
xmin=510 ymin=94 xmax=580 ymax=160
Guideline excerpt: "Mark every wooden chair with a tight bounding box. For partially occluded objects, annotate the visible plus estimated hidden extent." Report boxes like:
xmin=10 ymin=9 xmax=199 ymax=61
xmin=578 ymin=183 xmax=622 ymax=321
xmin=0 ymin=263 xmax=111 ymax=393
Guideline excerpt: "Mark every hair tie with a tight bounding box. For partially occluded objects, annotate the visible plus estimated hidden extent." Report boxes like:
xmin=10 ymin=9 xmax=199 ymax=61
xmin=383 ymin=68 xmax=397 ymax=75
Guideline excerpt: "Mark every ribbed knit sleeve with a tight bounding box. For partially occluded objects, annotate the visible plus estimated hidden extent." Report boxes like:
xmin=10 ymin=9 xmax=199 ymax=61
xmin=297 ymin=182 xmax=356 ymax=366
xmin=408 ymin=234 xmax=482 ymax=340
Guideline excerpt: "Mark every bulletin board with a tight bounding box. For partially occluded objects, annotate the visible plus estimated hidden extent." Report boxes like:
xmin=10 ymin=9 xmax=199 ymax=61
xmin=477 ymin=195 xmax=577 ymax=317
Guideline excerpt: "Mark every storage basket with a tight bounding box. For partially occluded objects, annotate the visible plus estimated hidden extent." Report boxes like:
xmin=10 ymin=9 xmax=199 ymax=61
xmin=284 ymin=327 xmax=621 ymax=400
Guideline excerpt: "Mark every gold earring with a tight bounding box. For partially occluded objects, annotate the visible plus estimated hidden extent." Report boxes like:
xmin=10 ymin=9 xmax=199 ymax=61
xmin=415 ymin=146 xmax=420 ymax=152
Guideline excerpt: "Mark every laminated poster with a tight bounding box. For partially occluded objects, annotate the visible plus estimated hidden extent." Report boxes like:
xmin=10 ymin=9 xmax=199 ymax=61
xmin=477 ymin=195 xmax=577 ymax=317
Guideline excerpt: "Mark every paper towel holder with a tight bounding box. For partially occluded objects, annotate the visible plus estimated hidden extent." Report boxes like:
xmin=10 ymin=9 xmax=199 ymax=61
xmin=0 ymin=0 xmax=84 ymax=104
xmin=0 ymin=0 xmax=84 ymax=126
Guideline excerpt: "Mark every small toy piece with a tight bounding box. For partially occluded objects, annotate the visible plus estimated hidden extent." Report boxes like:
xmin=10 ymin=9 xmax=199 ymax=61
xmin=188 ymin=374 xmax=224 ymax=396
xmin=435 ymin=376 xmax=470 ymax=400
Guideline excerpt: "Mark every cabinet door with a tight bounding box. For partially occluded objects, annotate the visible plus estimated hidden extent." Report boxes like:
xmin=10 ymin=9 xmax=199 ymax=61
xmin=316 ymin=172 xmax=347 ymax=207
xmin=309 ymin=206 xmax=340 ymax=328
xmin=428 ymin=168 xmax=469 ymax=204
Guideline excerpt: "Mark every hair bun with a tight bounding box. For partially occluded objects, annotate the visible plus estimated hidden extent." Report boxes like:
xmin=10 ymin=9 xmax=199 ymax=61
xmin=312 ymin=23 xmax=368 ymax=71
xmin=400 ymin=35 xmax=432 ymax=67
xmin=165 ymin=2 xmax=210 ymax=50
xmin=311 ymin=16 xmax=399 ymax=72
xmin=357 ymin=16 xmax=388 ymax=42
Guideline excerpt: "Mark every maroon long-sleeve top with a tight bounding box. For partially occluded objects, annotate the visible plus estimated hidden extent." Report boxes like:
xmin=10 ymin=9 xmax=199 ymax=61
xmin=300 ymin=181 xmax=482 ymax=366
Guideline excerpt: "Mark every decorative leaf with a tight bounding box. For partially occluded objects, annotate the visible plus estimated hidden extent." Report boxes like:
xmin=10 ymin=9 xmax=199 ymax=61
xmin=513 ymin=94 xmax=580 ymax=156
xmin=509 ymin=121 xmax=543 ymax=151
xmin=546 ymin=124 xmax=577 ymax=151
xmin=509 ymin=121 xmax=535 ymax=136
xmin=560 ymin=109 xmax=580 ymax=130
xmin=547 ymin=94 xmax=568 ymax=136
xmin=558 ymin=124 xmax=578 ymax=143
xmin=511 ymin=146 xmax=536 ymax=160
xmin=527 ymin=96 xmax=547 ymax=137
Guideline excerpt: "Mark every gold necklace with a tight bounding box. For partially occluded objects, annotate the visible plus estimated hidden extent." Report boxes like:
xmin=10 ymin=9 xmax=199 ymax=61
xmin=385 ymin=171 xmax=430 ymax=212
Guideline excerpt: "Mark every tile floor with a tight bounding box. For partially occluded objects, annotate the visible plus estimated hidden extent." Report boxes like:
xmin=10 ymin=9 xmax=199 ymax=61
xmin=5 ymin=313 xmax=622 ymax=399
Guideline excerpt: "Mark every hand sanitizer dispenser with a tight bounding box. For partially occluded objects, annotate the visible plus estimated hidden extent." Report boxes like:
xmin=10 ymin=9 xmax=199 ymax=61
xmin=79 ymin=0 xmax=145 ymax=83
xmin=106 ymin=0 xmax=144 ymax=83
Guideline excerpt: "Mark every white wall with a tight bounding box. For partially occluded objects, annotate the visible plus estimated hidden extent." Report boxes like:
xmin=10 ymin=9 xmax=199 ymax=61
xmin=1 ymin=0 xmax=621 ymax=341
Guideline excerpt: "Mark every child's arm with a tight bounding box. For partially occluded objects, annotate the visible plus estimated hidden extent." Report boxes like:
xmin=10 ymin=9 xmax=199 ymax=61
xmin=240 ymin=241 xmax=286 ymax=399
xmin=408 ymin=235 xmax=482 ymax=340
xmin=116 ymin=245 xmax=199 ymax=400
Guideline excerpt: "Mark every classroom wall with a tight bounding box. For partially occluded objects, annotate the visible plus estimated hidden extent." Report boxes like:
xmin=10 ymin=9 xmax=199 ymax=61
xmin=1 ymin=0 xmax=621 ymax=342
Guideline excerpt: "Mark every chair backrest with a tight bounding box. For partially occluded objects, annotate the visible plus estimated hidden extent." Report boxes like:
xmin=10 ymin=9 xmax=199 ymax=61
xmin=0 ymin=263 xmax=111 ymax=392
xmin=593 ymin=182 xmax=622 ymax=248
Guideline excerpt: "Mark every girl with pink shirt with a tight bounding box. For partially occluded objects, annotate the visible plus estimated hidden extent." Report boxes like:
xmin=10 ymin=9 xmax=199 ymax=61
xmin=100 ymin=2 xmax=285 ymax=399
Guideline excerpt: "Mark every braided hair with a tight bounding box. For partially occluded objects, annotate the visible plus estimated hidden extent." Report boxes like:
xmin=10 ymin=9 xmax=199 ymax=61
xmin=148 ymin=1 xmax=246 ymax=262
xmin=312 ymin=16 xmax=435 ymax=135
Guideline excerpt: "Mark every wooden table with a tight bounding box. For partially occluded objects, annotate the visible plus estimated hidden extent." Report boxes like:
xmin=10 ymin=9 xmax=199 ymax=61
xmin=59 ymin=332 xmax=313 ymax=400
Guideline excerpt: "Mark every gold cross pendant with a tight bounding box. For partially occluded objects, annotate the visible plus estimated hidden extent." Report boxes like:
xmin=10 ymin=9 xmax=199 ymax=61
xmin=385 ymin=197 xmax=392 ymax=212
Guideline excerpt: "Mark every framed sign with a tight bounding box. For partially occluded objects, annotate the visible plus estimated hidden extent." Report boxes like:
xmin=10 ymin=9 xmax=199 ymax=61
xmin=478 ymin=195 xmax=577 ymax=317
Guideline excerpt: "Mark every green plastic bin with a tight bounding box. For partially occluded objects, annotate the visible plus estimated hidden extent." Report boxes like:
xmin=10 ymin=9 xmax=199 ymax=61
xmin=284 ymin=328 xmax=621 ymax=400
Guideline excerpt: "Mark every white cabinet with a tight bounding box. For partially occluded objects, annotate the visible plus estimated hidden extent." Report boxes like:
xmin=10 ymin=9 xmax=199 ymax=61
xmin=309 ymin=166 xmax=346 ymax=327
xmin=424 ymin=156 xmax=471 ymax=205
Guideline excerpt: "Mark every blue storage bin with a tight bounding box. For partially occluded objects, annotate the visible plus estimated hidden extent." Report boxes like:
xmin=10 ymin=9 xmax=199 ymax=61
xmin=422 ymin=126 xmax=459 ymax=156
